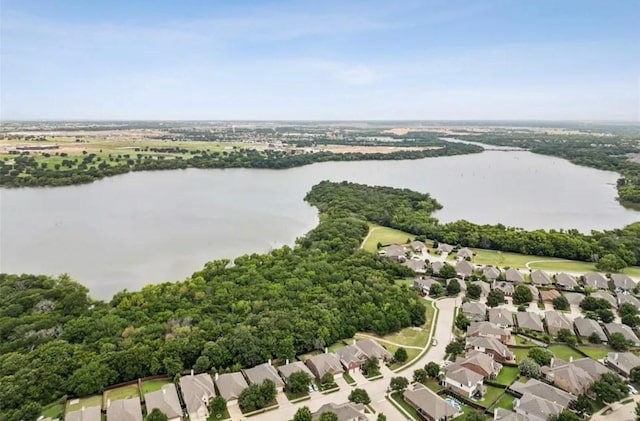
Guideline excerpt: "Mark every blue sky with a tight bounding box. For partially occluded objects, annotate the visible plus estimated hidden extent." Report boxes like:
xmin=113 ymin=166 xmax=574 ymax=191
xmin=1 ymin=0 xmax=639 ymax=120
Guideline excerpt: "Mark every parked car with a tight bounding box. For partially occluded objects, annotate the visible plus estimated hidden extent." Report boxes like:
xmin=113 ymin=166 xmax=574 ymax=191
xmin=628 ymin=384 xmax=638 ymax=394
xmin=432 ymin=338 xmax=438 ymax=346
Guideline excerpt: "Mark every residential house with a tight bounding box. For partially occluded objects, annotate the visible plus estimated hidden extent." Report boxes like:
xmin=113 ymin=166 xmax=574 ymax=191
xmin=457 ymin=247 xmax=474 ymax=260
xmin=403 ymin=384 xmax=460 ymax=421
xmin=444 ymin=366 xmax=484 ymax=398
xmin=65 ymin=406 xmax=101 ymax=421
xmin=516 ymin=312 xmax=544 ymax=332
xmin=214 ymin=372 xmax=248 ymax=404
xmin=467 ymin=321 xmax=511 ymax=344
xmin=437 ymin=243 xmax=454 ymax=255
xmin=277 ymin=361 xmax=314 ymax=384
xmin=354 ymin=338 xmax=392 ymax=361
xmin=466 ymin=336 xmax=514 ymax=363
xmin=591 ymin=291 xmax=618 ymax=309
xmin=462 ymin=301 xmax=487 ymax=322
xmin=555 ymin=273 xmax=578 ymax=291
xmin=544 ymin=311 xmax=572 ymax=336
xmin=563 ymin=292 xmax=585 ymax=306
xmin=618 ymin=293 xmax=640 ymax=308
xmin=410 ymin=240 xmax=427 ymax=253
xmin=510 ymin=378 xmax=575 ymax=408
xmin=380 ymin=244 xmax=407 ymax=262
xmin=456 ymin=259 xmax=474 ymax=279
xmin=449 ymin=277 xmax=467 ymax=292
xmin=539 ymin=290 xmax=561 ymax=303
xmin=144 ymin=384 xmax=182 ymax=421
xmin=605 ymin=352 xmax=640 ymax=377
xmin=574 ymin=317 xmax=607 ymax=342
xmin=489 ymin=308 xmax=514 ymax=328
xmin=530 ymin=270 xmax=551 ymax=286
xmin=311 ymin=402 xmax=367 ymax=421
xmin=493 ymin=281 xmax=514 ymax=297
xmin=243 ymin=362 xmax=285 ymax=390
xmin=583 ymin=273 xmax=608 ymax=290
xmin=335 ymin=344 xmax=368 ymax=372
xmin=493 ymin=409 xmax=530 ymax=421
xmin=605 ymin=323 xmax=640 ymax=346
xmin=305 ymin=353 xmax=344 ymax=379
xmin=513 ymin=393 xmax=564 ymax=421
xmin=505 ymin=268 xmax=524 ymax=283
xmin=451 ymin=350 xmax=502 ymax=378
xmin=414 ymin=276 xmax=440 ymax=294
xmin=526 ymin=285 xmax=539 ymax=297
xmin=432 ymin=261 xmax=445 ymax=276
xmin=611 ymin=274 xmax=636 ymax=292
xmin=106 ymin=398 xmax=142 ymax=421
xmin=471 ymin=280 xmax=491 ymax=297
xmin=404 ymin=259 xmax=427 ymax=273
xmin=541 ymin=358 xmax=611 ymax=396
xmin=180 ymin=373 xmax=216 ymax=419
xmin=483 ymin=266 xmax=501 ymax=281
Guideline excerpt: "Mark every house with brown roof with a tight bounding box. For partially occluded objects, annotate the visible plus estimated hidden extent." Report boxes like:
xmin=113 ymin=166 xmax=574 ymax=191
xmin=574 ymin=317 xmax=607 ymax=342
xmin=510 ymin=378 xmax=575 ymax=408
xmin=404 ymin=384 xmax=460 ymax=421
xmin=305 ymin=353 xmax=344 ymax=379
xmin=335 ymin=344 xmax=368 ymax=372
xmin=605 ymin=352 xmax=640 ymax=377
xmin=462 ymin=301 xmax=487 ymax=322
xmin=106 ymin=398 xmax=142 ymax=421
xmin=530 ymin=270 xmax=551 ymax=286
xmin=555 ymin=273 xmax=578 ymax=290
xmin=456 ymin=259 xmax=474 ymax=279
xmin=354 ymin=338 xmax=392 ymax=361
xmin=380 ymin=244 xmax=407 ymax=262
xmin=65 ymin=406 xmax=101 ymax=421
xmin=180 ymin=373 xmax=216 ymax=418
xmin=516 ymin=312 xmax=544 ymax=332
xmin=611 ymin=274 xmax=636 ymax=292
xmin=505 ymin=268 xmax=524 ymax=283
xmin=583 ymin=273 xmax=608 ymax=290
xmin=539 ymin=289 xmax=561 ymax=303
xmin=541 ymin=358 xmax=611 ymax=396
xmin=471 ymin=280 xmax=491 ymax=297
xmin=544 ymin=311 xmax=572 ymax=336
xmin=466 ymin=336 xmax=514 ymax=363
xmin=312 ymin=402 xmax=367 ymax=421
xmin=451 ymin=350 xmax=502 ymax=378
xmin=467 ymin=321 xmax=510 ymax=344
xmin=243 ymin=362 xmax=285 ymax=390
xmin=489 ymin=308 xmax=514 ymax=328
xmin=444 ymin=366 xmax=484 ymax=398
xmin=605 ymin=323 xmax=640 ymax=346
xmin=214 ymin=372 xmax=248 ymax=404
xmin=144 ymin=384 xmax=182 ymax=421
xmin=510 ymin=378 xmax=574 ymax=421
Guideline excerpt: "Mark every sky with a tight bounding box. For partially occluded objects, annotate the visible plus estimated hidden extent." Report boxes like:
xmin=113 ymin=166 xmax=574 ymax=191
xmin=1 ymin=0 xmax=639 ymax=121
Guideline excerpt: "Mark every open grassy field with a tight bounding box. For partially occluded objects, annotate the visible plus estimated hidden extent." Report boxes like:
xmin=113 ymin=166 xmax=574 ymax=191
xmin=548 ymin=344 xmax=584 ymax=361
xmin=41 ymin=402 xmax=64 ymax=419
xmin=140 ymin=378 xmax=171 ymax=395
xmin=104 ymin=384 xmax=140 ymax=402
xmin=494 ymin=366 xmax=520 ymax=386
xmin=66 ymin=395 xmax=102 ymax=412
xmin=362 ymin=224 xmax=415 ymax=252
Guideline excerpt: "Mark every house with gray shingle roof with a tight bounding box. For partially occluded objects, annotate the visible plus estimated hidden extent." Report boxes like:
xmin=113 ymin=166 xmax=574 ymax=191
xmin=517 ymin=312 xmax=544 ymax=332
xmin=542 ymin=358 xmax=612 ymax=395
xmin=618 ymin=293 xmax=640 ymax=308
xmin=462 ymin=301 xmax=487 ymax=322
xmin=277 ymin=361 xmax=314 ymax=383
xmin=312 ymin=402 xmax=367 ymax=421
xmin=403 ymin=259 xmax=427 ymax=273
xmin=456 ymin=259 xmax=474 ymax=278
xmin=605 ymin=352 xmax=640 ymax=377
xmin=545 ymin=311 xmax=572 ymax=336
xmin=144 ymin=384 xmax=182 ymax=421
xmin=483 ymin=266 xmax=501 ymax=281
xmin=355 ymin=338 xmax=392 ymax=361
xmin=180 ymin=373 xmax=216 ymax=419
xmin=451 ymin=350 xmax=503 ymax=379
xmin=243 ymin=362 xmax=285 ymax=389
xmin=437 ymin=243 xmax=454 ymax=255
xmin=335 ymin=344 xmax=368 ymax=372
xmin=471 ymin=280 xmax=491 ymax=297
xmin=410 ymin=240 xmax=426 ymax=252
xmin=106 ymin=398 xmax=142 ymax=421
xmin=494 ymin=408 xmax=531 ymax=421
xmin=530 ymin=270 xmax=551 ymax=286
xmin=605 ymin=323 xmax=640 ymax=346
xmin=65 ymin=406 xmax=101 ymax=421
xmin=467 ymin=321 xmax=510 ymax=344
xmin=592 ymin=291 xmax=618 ymax=309
xmin=611 ymin=274 xmax=636 ymax=291
xmin=489 ymin=308 xmax=514 ymax=328
xmin=457 ymin=247 xmax=474 ymax=260
xmin=555 ymin=273 xmax=578 ymax=290
xmin=431 ymin=261 xmax=445 ymax=276
xmin=539 ymin=289 xmax=561 ymax=303
xmin=305 ymin=353 xmax=344 ymax=379
xmin=404 ymin=384 xmax=460 ymax=421
xmin=509 ymin=378 xmax=575 ymax=408
xmin=563 ymin=292 xmax=585 ymax=306
xmin=444 ymin=366 xmax=484 ymax=398
xmin=505 ymin=268 xmax=524 ymax=283
xmin=215 ymin=372 xmax=248 ymax=404
xmin=574 ymin=317 xmax=607 ymax=342
xmin=583 ymin=272 xmax=608 ymax=290
xmin=380 ymin=244 xmax=406 ymax=262
xmin=514 ymin=393 xmax=564 ymax=421
xmin=466 ymin=336 xmax=514 ymax=363
xmin=493 ymin=281 xmax=514 ymax=296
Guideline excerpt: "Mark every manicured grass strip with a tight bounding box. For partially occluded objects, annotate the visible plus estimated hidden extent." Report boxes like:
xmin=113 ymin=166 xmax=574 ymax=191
xmin=104 ymin=384 xmax=140 ymax=402
xmin=494 ymin=366 xmax=519 ymax=386
xmin=478 ymin=385 xmax=507 ymax=408
xmin=41 ymin=402 xmax=64 ymax=419
xmin=343 ymin=372 xmax=356 ymax=385
xmin=489 ymin=393 xmax=515 ymax=412
xmin=140 ymin=378 xmax=170 ymax=395
xmin=508 ymin=347 xmax=531 ymax=362
xmin=362 ymin=223 xmax=415 ymax=252
xmin=66 ymin=395 xmax=102 ymax=412
xmin=389 ymin=391 xmax=419 ymax=420
xmin=548 ymin=344 xmax=584 ymax=361
xmin=207 ymin=407 xmax=231 ymax=420
xmin=284 ymin=390 xmax=309 ymax=401
xmin=577 ymin=345 xmax=611 ymax=360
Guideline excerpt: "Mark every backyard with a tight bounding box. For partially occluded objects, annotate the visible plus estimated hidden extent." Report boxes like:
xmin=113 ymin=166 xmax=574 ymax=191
xmin=103 ymin=384 xmax=140 ymax=403
xmin=547 ymin=344 xmax=584 ymax=361
xmin=478 ymin=385 xmax=507 ymax=408
xmin=577 ymin=345 xmax=611 ymax=360
xmin=362 ymin=224 xmax=415 ymax=252
xmin=494 ymin=366 xmax=520 ymax=386
xmin=65 ymin=395 xmax=103 ymax=412
xmin=489 ymin=393 xmax=515 ymax=412
xmin=140 ymin=378 xmax=171 ymax=395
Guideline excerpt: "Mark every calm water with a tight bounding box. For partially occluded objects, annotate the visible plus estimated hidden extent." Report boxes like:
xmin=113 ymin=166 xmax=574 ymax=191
xmin=2 ymin=151 xmax=638 ymax=299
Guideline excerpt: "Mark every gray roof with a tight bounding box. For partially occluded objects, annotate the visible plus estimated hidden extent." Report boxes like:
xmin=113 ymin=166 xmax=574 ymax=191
xmin=144 ymin=384 xmax=182 ymax=420
xmin=618 ymin=293 xmax=640 ymax=308
xmin=574 ymin=317 xmax=607 ymax=341
xmin=570 ymin=358 xmax=613 ymax=380
xmin=404 ymin=384 xmax=459 ymax=420
xmin=462 ymin=301 xmax=487 ymax=318
xmin=584 ymin=272 xmax=608 ymax=289
xmin=277 ymin=361 xmax=314 ymax=380
xmin=403 ymin=259 xmax=427 ymax=272
xmin=555 ymin=273 xmax=578 ymax=289
xmin=431 ymin=261 xmax=445 ymax=274
xmin=494 ymin=281 xmax=515 ymax=295
xmin=382 ymin=244 xmax=406 ymax=257
xmin=457 ymin=247 xmax=474 ymax=259
xmin=215 ymin=372 xmax=248 ymax=401
xmin=510 ymin=378 xmax=574 ymax=407
xmin=516 ymin=393 xmax=564 ymax=421
xmin=335 ymin=344 xmax=367 ymax=367
xmin=471 ymin=280 xmax=491 ymax=296
xmin=505 ymin=268 xmax=524 ymax=283
xmin=179 ymin=373 xmax=216 ymax=413
xmin=106 ymin=398 xmax=142 ymax=421
xmin=312 ymin=402 xmax=367 ymax=421
xmin=243 ymin=363 xmax=285 ymax=387
xmin=467 ymin=321 xmax=509 ymax=338
xmin=64 ymin=406 xmax=101 ymax=421
xmin=516 ymin=312 xmax=544 ymax=332
xmin=446 ymin=366 xmax=484 ymax=386
xmin=414 ymin=276 xmax=439 ymax=289
xmin=605 ymin=323 xmax=640 ymax=345
xmin=591 ymin=291 xmax=618 ymax=309
xmin=456 ymin=259 xmax=474 ymax=277
xmin=544 ymin=311 xmax=572 ymax=336
xmin=355 ymin=338 xmax=392 ymax=360
xmin=494 ymin=409 xmax=528 ymax=421
xmin=606 ymin=352 xmax=640 ymax=375
xmin=563 ymin=292 xmax=585 ymax=306
xmin=410 ymin=240 xmax=426 ymax=250
xmin=437 ymin=243 xmax=454 ymax=253
xmin=466 ymin=336 xmax=512 ymax=359
xmin=530 ymin=270 xmax=551 ymax=286
xmin=489 ymin=308 xmax=514 ymax=326
xmin=483 ymin=266 xmax=501 ymax=280
xmin=612 ymin=274 xmax=636 ymax=290
xmin=305 ymin=353 xmax=343 ymax=378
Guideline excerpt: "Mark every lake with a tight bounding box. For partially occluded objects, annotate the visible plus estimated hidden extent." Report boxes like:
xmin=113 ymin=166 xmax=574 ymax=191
xmin=1 ymin=150 xmax=638 ymax=299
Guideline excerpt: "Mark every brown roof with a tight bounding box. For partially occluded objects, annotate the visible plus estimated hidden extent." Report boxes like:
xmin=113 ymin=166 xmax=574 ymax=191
xmin=404 ymin=384 xmax=459 ymax=419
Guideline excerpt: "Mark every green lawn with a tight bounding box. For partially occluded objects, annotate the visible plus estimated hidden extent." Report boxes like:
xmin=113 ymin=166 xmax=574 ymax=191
xmin=140 ymin=378 xmax=171 ymax=395
xmin=208 ymin=407 xmax=231 ymax=420
xmin=451 ymin=400 xmax=475 ymax=421
xmin=577 ymin=345 xmax=611 ymax=360
xmin=284 ymin=389 xmax=309 ymax=401
xmin=389 ymin=391 xmax=420 ymax=419
xmin=104 ymin=384 xmax=140 ymax=402
xmin=343 ymin=372 xmax=356 ymax=385
xmin=514 ymin=336 xmax=536 ymax=346
xmin=495 ymin=366 xmax=519 ymax=386
xmin=362 ymin=224 xmax=415 ymax=252
xmin=41 ymin=402 xmax=64 ymax=419
xmin=548 ymin=345 xmax=584 ymax=361
xmin=478 ymin=385 xmax=507 ymax=407
xmin=489 ymin=393 xmax=515 ymax=412
xmin=66 ymin=395 xmax=103 ymax=412
xmin=508 ymin=347 xmax=531 ymax=362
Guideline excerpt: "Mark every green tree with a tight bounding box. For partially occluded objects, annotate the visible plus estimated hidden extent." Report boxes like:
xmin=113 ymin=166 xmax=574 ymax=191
xmin=293 ymin=406 xmax=312 ymax=421
xmin=413 ymin=368 xmax=428 ymax=384
xmin=527 ymin=347 xmax=553 ymax=366
xmin=568 ymin=394 xmax=592 ymax=416
xmin=377 ymin=414 xmax=387 ymax=421
xmin=597 ymin=309 xmax=615 ymax=323
xmin=609 ymin=332 xmax=631 ymax=351
xmin=466 ymin=283 xmax=482 ymax=300
xmin=425 ymin=362 xmax=440 ymax=378
xmin=549 ymin=410 xmax=583 ymax=421
xmin=552 ymin=296 xmax=570 ymax=310
xmin=590 ymin=372 xmax=629 ymax=403
xmin=447 ymin=278 xmax=461 ymax=296
xmin=631 ymin=366 xmax=640 ymax=384
xmin=361 ymin=356 xmax=380 ymax=377
xmin=145 ymin=408 xmax=168 ymax=421
xmin=319 ymin=412 xmax=338 ymax=421
xmin=209 ymin=396 xmax=227 ymax=417
xmin=348 ymin=388 xmax=371 ymax=405
xmin=589 ymin=332 xmax=602 ymax=344
xmin=393 ymin=347 xmax=408 ymax=363
xmin=445 ymin=338 xmax=465 ymax=357
xmin=556 ymin=328 xmax=577 ymax=345
xmin=429 ymin=282 xmax=444 ymax=297
xmin=439 ymin=264 xmax=457 ymax=279
xmin=518 ymin=357 xmax=541 ymax=378
xmin=286 ymin=371 xmax=312 ymax=394
xmin=466 ymin=411 xmax=486 ymax=421
xmin=513 ymin=285 xmax=533 ymax=305
xmin=596 ymin=254 xmax=627 ymax=272
xmin=193 ymin=355 xmax=211 ymax=374
xmin=455 ymin=312 xmax=470 ymax=331
xmin=486 ymin=289 xmax=505 ymax=307
xmin=389 ymin=376 xmax=410 ymax=392
xmin=321 ymin=372 xmax=335 ymax=386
